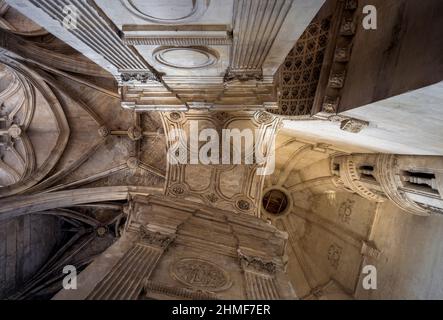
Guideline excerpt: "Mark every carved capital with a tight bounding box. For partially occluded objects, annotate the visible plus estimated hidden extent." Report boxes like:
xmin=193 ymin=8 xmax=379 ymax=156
xmin=139 ymin=226 xmax=175 ymax=249
xmin=238 ymin=251 xmax=277 ymax=275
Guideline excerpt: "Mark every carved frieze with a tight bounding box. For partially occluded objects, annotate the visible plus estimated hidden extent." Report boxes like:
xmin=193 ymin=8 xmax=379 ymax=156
xmin=121 ymin=71 xmax=159 ymax=84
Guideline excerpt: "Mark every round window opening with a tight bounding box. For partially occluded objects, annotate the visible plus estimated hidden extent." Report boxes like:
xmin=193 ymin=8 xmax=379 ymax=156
xmin=262 ymin=189 xmax=289 ymax=215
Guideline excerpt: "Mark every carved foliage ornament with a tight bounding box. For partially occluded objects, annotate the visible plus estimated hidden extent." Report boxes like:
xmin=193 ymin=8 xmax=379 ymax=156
xmin=236 ymin=199 xmax=251 ymax=211
xmin=121 ymin=71 xmax=159 ymax=84
xmin=139 ymin=226 xmax=175 ymax=249
xmin=171 ymin=258 xmax=231 ymax=291
xmin=239 ymin=253 xmax=277 ymax=275
xmin=169 ymin=183 xmax=188 ymax=197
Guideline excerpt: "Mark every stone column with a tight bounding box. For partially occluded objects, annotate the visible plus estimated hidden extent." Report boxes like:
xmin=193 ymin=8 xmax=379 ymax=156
xmin=87 ymin=227 xmax=174 ymax=300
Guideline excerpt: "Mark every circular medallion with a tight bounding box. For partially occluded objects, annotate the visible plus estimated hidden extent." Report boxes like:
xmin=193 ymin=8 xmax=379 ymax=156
xmin=169 ymin=183 xmax=188 ymax=197
xmin=7 ymin=124 xmax=22 ymax=139
xmin=254 ymin=111 xmax=274 ymax=124
xmin=126 ymin=157 xmax=139 ymax=170
xmin=168 ymin=112 xmax=184 ymax=123
xmin=236 ymin=199 xmax=251 ymax=211
xmin=171 ymin=258 xmax=231 ymax=291
xmin=121 ymin=0 xmax=209 ymax=24
xmin=153 ymin=46 xmax=218 ymax=69
xmin=128 ymin=126 xmax=143 ymax=141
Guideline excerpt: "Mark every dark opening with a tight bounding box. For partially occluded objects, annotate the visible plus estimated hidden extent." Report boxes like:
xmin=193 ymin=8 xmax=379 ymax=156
xmin=263 ymin=189 xmax=289 ymax=215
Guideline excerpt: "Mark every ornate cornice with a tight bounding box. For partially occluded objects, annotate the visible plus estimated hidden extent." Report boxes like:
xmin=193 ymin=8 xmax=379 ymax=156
xmin=123 ymin=36 xmax=232 ymax=46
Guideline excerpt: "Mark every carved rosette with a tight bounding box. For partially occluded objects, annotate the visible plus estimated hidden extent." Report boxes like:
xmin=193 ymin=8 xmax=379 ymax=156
xmin=168 ymin=183 xmax=189 ymax=197
xmin=167 ymin=111 xmax=185 ymax=123
xmin=98 ymin=126 xmax=110 ymax=137
xmin=235 ymin=198 xmax=253 ymax=212
xmin=254 ymin=111 xmax=274 ymax=125
xmin=170 ymin=258 xmax=231 ymax=292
